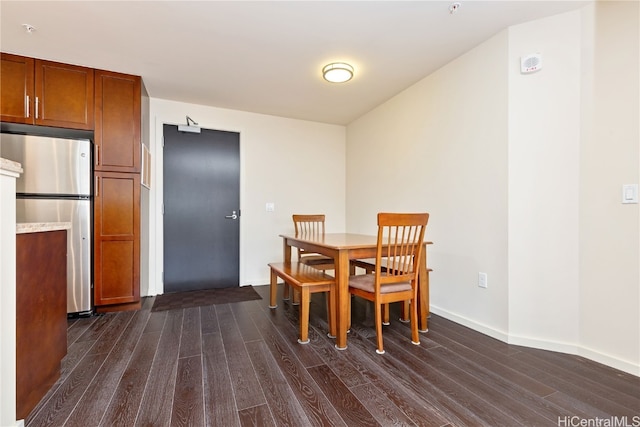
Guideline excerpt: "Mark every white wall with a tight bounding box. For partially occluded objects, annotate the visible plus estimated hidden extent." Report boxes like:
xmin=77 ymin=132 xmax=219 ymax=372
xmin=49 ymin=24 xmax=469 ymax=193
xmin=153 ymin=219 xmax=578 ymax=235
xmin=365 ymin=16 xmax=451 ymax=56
xmin=578 ymin=1 xmax=640 ymax=373
xmin=346 ymin=3 xmax=639 ymax=376
xmin=140 ymin=2 xmax=638 ymax=376
xmin=145 ymin=99 xmax=346 ymax=295
xmin=347 ymin=30 xmax=510 ymax=338
xmin=507 ymin=10 xmax=582 ymax=350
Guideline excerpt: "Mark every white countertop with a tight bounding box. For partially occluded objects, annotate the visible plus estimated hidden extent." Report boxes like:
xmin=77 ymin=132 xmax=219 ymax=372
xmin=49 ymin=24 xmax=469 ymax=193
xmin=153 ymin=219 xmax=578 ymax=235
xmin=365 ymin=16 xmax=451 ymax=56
xmin=16 ymin=222 xmax=71 ymax=234
xmin=0 ymin=157 xmax=23 ymax=175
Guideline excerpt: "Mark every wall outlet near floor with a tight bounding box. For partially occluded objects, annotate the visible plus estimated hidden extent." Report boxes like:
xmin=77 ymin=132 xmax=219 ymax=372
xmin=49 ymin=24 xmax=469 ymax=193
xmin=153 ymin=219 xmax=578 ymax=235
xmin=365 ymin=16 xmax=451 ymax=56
xmin=478 ymin=272 xmax=488 ymax=288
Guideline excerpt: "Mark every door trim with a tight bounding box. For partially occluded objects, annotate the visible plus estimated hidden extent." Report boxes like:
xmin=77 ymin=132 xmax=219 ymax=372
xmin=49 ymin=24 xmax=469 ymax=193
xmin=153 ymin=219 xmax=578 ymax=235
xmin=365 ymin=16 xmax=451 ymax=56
xmin=149 ymin=119 xmax=242 ymax=296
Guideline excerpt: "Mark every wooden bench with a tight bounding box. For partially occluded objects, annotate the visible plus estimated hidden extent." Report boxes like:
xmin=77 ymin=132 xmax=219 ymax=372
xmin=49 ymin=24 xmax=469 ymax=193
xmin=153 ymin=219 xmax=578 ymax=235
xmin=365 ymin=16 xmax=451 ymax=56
xmin=268 ymin=262 xmax=336 ymax=344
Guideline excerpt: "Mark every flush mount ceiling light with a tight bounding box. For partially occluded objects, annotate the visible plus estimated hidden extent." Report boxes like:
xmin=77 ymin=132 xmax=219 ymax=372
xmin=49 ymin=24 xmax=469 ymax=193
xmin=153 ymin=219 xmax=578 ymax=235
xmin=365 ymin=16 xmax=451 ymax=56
xmin=322 ymin=62 xmax=354 ymax=83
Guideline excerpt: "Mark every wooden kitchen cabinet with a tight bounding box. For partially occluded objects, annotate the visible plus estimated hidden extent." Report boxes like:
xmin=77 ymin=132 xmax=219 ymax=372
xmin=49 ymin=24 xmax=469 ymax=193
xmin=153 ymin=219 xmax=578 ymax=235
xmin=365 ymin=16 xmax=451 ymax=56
xmin=2 ymin=52 xmax=144 ymax=314
xmin=94 ymin=70 xmax=141 ymax=173
xmin=94 ymin=172 xmax=141 ymax=310
xmin=0 ymin=53 xmax=34 ymax=124
xmin=0 ymin=52 xmax=94 ymax=129
xmin=16 ymin=229 xmax=67 ymax=419
xmin=93 ymin=70 xmax=142 ymax=312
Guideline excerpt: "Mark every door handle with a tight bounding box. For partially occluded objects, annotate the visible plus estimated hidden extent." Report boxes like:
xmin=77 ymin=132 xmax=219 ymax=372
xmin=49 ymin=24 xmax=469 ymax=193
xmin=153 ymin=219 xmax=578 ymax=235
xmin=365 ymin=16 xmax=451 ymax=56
xmin=225 ymin=210 xmax=238 ymax=220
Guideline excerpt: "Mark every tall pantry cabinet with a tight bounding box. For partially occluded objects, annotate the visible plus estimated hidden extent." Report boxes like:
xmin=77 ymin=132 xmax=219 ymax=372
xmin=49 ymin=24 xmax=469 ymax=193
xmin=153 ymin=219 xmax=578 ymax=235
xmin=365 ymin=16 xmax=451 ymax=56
xmin=93 ymin=70 xmax=142 ymax=312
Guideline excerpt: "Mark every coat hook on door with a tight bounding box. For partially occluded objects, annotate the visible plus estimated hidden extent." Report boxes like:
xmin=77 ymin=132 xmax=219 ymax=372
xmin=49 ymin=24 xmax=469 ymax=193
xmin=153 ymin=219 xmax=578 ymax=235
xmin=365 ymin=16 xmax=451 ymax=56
xmin=178 ymin=116 xmax=201 ymax=133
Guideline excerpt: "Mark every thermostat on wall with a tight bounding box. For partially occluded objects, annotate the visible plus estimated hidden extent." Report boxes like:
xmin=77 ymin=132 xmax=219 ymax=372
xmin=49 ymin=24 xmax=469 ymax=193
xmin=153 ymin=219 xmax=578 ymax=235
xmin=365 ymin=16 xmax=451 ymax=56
xmin=521 ymin=53 xmax=542 ymax=74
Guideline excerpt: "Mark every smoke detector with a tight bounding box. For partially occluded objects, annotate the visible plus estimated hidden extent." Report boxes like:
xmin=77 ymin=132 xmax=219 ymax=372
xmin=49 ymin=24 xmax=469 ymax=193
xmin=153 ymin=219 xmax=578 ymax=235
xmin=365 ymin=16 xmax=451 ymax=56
xmin=521 ymin=53 xmax=542 ymax=74
xmin=449 ymin=2 xmax=461 ymax=14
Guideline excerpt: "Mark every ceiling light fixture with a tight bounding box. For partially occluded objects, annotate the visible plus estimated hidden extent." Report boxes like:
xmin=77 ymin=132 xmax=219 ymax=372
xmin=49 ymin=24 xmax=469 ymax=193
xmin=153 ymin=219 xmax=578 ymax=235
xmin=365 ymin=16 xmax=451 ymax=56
xmin=322 ymin=62 xmax=354 ymax=83
xmin=449 ymin=2 xmax=461 ymax=14
xmin=22 ymin=24 xmax=36 ymax=33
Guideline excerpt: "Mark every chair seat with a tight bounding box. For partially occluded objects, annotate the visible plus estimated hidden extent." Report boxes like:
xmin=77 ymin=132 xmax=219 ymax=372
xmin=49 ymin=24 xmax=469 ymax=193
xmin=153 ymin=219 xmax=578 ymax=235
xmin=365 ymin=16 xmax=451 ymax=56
xmin=349 ymin=273 xmax=412 ymax=293
xmin=301 ymin=254 xmax=334 ymax=266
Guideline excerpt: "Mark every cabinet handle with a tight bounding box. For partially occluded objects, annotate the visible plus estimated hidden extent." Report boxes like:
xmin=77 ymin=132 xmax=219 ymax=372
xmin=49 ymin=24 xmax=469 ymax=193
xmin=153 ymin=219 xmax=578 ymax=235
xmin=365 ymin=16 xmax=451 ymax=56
xmin=95 ymin=176 xmax=99 ymax=197
xmin=95 ymin=145 xmax=100 ymax=166
xmin=25 ymin=95 xmax=30 ymax=118
xmin=35 ymin=97 xmax=39 ymax=119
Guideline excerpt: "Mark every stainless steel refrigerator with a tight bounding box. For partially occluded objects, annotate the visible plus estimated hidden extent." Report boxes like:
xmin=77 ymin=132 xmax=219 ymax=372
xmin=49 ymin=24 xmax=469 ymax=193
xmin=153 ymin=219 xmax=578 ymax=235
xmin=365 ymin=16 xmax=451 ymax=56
xmin=0 ymin=132 xmax=92 ymax=315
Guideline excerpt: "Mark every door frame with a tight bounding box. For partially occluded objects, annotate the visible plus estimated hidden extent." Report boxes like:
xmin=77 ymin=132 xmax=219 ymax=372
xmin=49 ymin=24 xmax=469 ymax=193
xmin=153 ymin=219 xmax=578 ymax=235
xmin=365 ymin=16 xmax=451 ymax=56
xmin=148 ymin=118 xmax=242 ymax=296
xmin=162 ymin=124 xmax=241 ymax=292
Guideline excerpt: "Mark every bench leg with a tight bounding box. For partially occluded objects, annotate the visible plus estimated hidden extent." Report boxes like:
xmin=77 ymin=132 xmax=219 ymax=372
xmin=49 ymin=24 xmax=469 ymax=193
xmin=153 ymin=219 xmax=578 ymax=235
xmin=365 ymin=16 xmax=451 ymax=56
xmin=298 ymin=287 xmax=310 ymax=344
xmin=418 ymin=270 xmax=430 ymax=332
xmin=269 ymin=269 xmax=278 ymax=308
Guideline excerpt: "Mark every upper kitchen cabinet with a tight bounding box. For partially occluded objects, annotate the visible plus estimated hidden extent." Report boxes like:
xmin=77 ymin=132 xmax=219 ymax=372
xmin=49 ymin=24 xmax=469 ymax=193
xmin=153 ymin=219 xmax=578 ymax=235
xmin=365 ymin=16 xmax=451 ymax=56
xmin=94 ymin=70 xmax=141 ymax=173
xmin=0 ymin=53 xmax=33 ymax=124
xmin=0 ymin=53 xmax=94 ymax=130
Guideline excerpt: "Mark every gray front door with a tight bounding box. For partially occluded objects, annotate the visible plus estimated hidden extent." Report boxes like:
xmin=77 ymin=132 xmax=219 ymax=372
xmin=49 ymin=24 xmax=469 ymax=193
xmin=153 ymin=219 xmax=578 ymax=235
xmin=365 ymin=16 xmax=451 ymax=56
xmin=163 ymin=124 xmax=240 ymax=293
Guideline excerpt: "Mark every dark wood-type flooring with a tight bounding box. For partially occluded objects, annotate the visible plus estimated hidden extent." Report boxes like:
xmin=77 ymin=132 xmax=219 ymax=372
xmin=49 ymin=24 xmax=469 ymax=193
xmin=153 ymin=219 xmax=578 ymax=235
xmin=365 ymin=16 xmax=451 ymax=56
xmin=25 ymin=284 xmax=639 ymax=426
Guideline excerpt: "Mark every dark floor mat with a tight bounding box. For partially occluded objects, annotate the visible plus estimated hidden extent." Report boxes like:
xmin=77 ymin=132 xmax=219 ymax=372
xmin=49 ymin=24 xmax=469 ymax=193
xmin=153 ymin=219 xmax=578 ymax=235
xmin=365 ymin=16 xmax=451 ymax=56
xmin=151 ymin=285 xmax=262 ymax=312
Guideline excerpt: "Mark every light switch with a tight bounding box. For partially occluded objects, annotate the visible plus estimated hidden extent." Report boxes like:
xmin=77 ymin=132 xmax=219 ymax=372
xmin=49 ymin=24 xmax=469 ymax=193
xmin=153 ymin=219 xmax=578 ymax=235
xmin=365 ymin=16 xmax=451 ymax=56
xmin=266 ymin=202 xmax=275 ymax=212
xmin=622 ymin=184 xmax=638 ymax=204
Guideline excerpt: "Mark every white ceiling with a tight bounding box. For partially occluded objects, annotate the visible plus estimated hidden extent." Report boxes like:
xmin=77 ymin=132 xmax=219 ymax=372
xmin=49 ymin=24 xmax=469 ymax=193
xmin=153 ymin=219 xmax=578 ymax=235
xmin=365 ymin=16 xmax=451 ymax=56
xmin=1 ymin=1 xmax=588 ymax=125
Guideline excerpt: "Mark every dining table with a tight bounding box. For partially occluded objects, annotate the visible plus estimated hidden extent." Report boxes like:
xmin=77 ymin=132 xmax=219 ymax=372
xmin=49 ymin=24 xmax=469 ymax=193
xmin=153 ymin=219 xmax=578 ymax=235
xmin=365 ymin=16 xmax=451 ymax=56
xmin=280 ymin=233 xmax=432 ymax=350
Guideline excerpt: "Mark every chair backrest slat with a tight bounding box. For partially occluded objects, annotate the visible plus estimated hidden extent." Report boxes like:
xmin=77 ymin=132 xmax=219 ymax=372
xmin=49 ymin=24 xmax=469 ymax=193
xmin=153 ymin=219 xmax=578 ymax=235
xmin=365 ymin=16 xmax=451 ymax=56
xmin=376 ymin=213 xmax=429 ymax=288
xmin=292 ymin=214 xmax=327 ymax=260
xmin=293 ymin=214 xmax=326 ymax=237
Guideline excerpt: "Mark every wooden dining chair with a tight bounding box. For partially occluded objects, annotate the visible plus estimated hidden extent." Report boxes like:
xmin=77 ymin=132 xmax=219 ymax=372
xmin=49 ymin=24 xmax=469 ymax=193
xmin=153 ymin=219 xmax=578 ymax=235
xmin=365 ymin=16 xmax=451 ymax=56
xmin=293 ymin=214 xmax=335 ymax=270
xmin=285 ymin=214 xmax=335 ymax=303
xmin=348 ymin=212 xmax=429 ymax=354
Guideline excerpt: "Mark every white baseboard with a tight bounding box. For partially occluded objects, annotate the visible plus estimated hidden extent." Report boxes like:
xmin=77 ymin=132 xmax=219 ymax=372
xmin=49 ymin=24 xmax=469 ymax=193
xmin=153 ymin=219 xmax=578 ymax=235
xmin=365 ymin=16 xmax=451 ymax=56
xmin=430 ymin=305 xmax=509 ymax=343
xmin=430 ymin=305 xmax=639 ymax=377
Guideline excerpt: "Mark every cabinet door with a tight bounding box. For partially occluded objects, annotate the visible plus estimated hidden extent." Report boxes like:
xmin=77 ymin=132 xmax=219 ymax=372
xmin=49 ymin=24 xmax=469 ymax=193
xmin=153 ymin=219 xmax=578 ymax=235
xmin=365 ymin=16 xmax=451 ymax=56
xmin=34 ymin=59 xmax=94 ymax=129
xmin=16 ymin=230 xmax=67 ymax=419
xmin=95 ymin=70 xmax=141 ymax=172
xmin=0 ymin=53 xmax=34 ymax=124
xmin=94 ymin=172 xmax=140 ymax=306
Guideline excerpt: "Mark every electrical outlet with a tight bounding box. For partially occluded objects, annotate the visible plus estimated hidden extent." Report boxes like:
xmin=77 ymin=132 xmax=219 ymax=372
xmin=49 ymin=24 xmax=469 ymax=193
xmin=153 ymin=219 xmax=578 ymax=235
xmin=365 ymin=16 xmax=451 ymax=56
xmin=478 ymin=272 xmax=488 ymax=289
xmin=265 ymin=202 xmax=275 ymax=212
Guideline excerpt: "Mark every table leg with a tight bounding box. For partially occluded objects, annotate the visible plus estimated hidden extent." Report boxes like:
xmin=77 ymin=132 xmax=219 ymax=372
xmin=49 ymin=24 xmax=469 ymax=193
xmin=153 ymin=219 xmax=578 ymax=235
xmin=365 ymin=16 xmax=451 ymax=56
xmin=335 ymin=250 xmax=350 ymax=350
xmin=418 ymin=245 xmax=429 ymax=332
xmin=282 ymin=239 xmax=293 ymax=301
